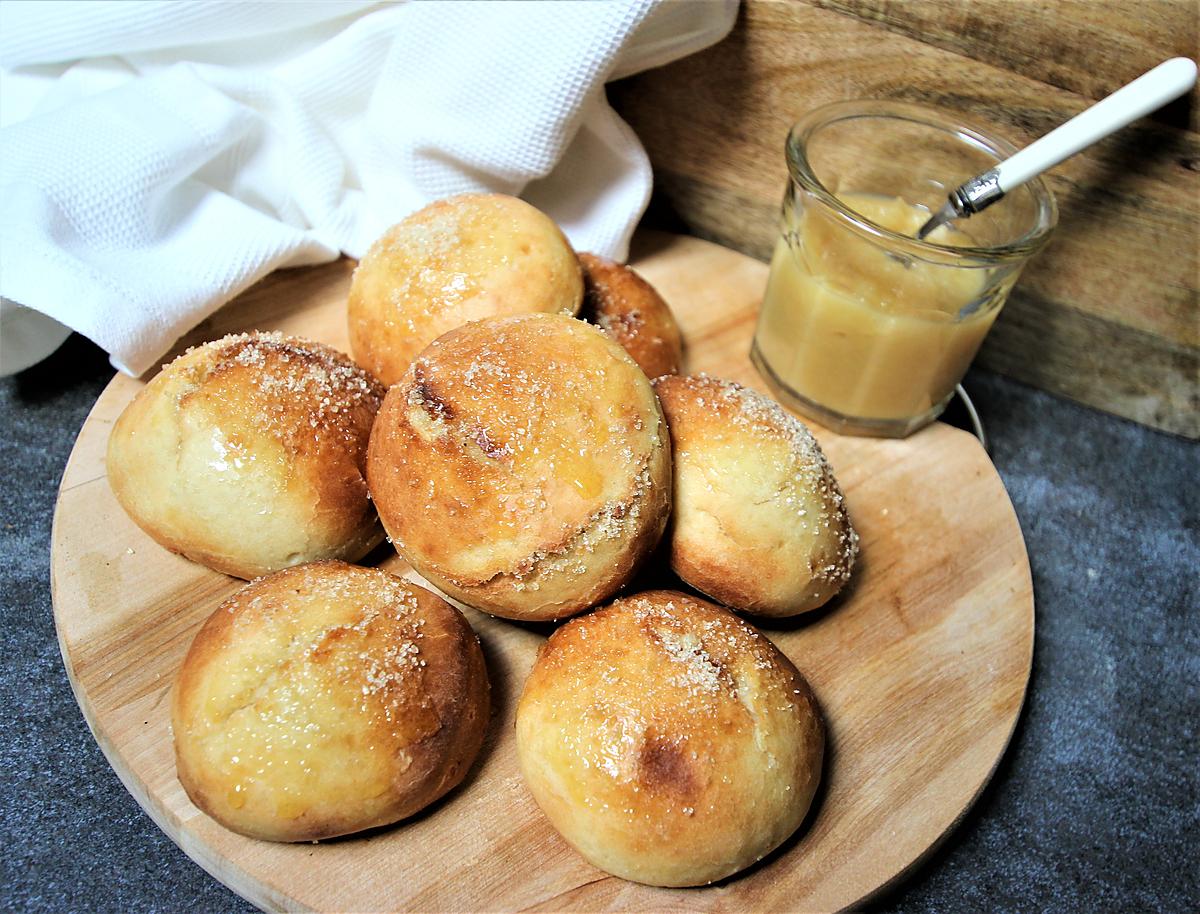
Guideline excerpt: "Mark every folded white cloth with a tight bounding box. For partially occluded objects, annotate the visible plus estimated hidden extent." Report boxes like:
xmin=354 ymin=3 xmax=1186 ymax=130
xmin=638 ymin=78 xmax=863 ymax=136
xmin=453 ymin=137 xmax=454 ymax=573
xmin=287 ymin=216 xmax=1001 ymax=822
xmin=0 ymin=0 xmax=736 ymax=376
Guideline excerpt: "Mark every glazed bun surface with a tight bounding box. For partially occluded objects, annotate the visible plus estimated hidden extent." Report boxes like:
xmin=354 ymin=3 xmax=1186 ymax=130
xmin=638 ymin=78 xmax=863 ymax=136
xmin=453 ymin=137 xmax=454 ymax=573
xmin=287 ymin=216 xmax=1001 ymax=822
xmin=349 ymin=193 xmax=584 ymax=385
xmin=367 ymin=313 xmax=671 ymax=621
xmin=106 ymin=332 xmax=385 ymax=580
xmin=515 ymin=590 xmax=824 ymax=887
xmin=172 ymin=562 xmax=490 ymax=842
xmin=579 ymin=252 xmax=683 ymax=379
xmin=654 ymin=375 xmax=858 ymax=616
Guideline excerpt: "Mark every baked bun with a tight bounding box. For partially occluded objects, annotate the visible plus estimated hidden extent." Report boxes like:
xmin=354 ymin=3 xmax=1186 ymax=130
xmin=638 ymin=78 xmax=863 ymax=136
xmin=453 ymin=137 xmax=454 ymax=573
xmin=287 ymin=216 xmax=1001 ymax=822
xmin=516 ymin=590 xmax=824 ymax=887
xmin=579 ymin=252 xmax=683 ymax=379
xmin=654 ymin=375 xmax=857 ymax=616
xmin=107 ymin=332 xmax=385 ymax=580
xmin=172 ymin=562 xmax=490 ymax=842
xmin=349 ymin=193 xmax=584 ymax=386
xmin=367 ymin=313 xmax=671 ymax=621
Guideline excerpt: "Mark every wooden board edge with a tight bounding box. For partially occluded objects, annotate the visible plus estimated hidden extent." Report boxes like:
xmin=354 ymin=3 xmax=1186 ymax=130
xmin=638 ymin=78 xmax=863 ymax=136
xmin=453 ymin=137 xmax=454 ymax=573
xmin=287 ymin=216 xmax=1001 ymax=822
xmin=50 ymin=431 xmax=292 ymax=914
xmin=844 ymin=514 xmax=1036 ymax=911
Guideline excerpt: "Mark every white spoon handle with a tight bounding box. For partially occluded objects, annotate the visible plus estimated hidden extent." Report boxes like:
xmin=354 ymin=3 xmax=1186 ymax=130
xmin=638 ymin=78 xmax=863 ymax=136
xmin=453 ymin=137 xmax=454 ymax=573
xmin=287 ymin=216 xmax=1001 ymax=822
xmin=996 ymin=57 xmax=1197 ymax=191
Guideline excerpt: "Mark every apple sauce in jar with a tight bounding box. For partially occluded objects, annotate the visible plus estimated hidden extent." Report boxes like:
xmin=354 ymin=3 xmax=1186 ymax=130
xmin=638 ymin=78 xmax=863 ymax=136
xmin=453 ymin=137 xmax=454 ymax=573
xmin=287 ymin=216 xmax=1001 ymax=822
xmin=751 ymin=101 xmax=1057 ymax=437
xmin=754 ymin=193 xmax=1009 ymax=427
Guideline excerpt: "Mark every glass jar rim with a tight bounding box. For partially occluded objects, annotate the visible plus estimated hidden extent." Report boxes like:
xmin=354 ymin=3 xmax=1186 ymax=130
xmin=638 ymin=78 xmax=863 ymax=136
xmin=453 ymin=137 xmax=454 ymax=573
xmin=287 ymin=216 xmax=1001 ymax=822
xmin=786 ymin=99 xmax=1058 ymax=263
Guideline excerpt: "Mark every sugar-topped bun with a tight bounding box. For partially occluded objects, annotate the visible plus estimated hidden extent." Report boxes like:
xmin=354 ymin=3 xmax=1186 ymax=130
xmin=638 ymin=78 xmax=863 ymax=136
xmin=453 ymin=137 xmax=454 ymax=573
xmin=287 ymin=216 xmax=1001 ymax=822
xmin=172 ymin=561 xmax=490 ymax=842
xmin=579 ymin=252 xmax=683 ymax=379
xmin=349 ymin=194 xmax=584 ymax=386
xmin=516 ymin=590 xmax=824 ymax=886
xmin=107 ymin=332 xmax=385 ymax=580
xmin=654 ymin=375 xmax=858 ymax=616
xmin=367 ymin=313 xmax=671 ymax=621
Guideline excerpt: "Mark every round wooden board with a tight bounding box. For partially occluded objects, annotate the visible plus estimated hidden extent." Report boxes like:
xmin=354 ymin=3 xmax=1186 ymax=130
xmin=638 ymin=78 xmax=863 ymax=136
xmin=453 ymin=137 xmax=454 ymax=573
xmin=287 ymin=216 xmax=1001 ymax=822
xmin=51 ymin=232 xmax=1033 ymax=913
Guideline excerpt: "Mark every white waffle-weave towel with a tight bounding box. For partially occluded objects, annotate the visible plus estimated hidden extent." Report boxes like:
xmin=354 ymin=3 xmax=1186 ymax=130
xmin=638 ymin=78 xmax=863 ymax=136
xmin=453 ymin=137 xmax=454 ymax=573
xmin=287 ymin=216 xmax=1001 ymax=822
xmin=0 ymin=0 xmax=736 ymax=376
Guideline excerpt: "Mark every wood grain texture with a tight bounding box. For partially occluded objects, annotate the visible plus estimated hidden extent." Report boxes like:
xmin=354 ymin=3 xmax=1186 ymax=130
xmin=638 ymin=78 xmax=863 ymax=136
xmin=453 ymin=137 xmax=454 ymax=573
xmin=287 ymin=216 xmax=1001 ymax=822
xmin=52 ymin=234 xmax=1034 ymax=913
xmin=818 ymin=0 xmax=1200 ymax=131
xmin=610 ymin=0 xmax=1200 ymax=437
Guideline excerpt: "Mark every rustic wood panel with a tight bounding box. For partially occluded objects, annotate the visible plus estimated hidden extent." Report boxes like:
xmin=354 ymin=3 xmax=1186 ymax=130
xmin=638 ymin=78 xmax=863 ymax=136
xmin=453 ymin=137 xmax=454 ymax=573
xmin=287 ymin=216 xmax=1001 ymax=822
xmin=51 ymin=234 xmax=1033 ymax=913
xmin=611 ymin=0 xmax=1200 ymax=437
xmin=818 ymin=0 xmax=1200 ymax=131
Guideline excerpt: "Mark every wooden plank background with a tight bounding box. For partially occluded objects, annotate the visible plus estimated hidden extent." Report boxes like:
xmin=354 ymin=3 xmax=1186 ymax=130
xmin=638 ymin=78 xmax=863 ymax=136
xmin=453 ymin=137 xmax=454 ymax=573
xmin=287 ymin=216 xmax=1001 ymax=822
xmin=610 ymin=0 xmax=1199 ymax=438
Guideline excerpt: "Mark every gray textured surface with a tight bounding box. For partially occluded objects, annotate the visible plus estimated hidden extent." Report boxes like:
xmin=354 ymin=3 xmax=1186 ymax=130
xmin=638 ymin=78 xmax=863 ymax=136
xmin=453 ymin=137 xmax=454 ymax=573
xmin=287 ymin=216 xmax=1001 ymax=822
xmin=2 ymin=334 xmax=1197 ymax=913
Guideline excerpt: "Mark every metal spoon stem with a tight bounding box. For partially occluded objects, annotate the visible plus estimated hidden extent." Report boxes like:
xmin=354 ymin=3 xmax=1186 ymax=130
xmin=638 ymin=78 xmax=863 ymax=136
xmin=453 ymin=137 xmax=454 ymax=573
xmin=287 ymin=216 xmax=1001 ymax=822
xmin=915 ymin=57 xmax=1197 ymax=241
xmin=916 ymin=169 xmax=1003 ymax=240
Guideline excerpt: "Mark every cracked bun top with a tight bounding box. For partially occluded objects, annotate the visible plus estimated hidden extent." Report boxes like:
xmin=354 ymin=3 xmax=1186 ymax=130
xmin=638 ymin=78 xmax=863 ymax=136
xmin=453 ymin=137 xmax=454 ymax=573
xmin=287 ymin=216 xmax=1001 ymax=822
xmin=654 ymin=374 xmax=858 ymax=616
xmin=349 ymin=193 xmax=584 ymax=386
xmin=172 ymin=562 xmax=489 ymax=842
xmin=366 ymin=312 xmax=671 ymax=621
xmin=106 ymin=332 xmax=385 ymax=580
xmin=515 ymin=590 xmax=824 ymax=886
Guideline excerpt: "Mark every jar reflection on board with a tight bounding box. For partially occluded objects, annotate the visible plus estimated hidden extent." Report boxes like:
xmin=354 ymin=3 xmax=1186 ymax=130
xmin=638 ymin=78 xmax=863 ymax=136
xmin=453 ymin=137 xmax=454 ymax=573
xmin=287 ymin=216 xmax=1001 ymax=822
xmin=751 ymin=101 xmax=1057 ymax=438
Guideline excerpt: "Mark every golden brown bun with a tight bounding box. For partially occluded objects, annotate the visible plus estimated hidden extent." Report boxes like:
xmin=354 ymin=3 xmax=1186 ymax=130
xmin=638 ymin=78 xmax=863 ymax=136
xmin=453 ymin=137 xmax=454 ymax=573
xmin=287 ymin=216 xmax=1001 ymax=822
xmin=367 ymin=313 xmax=671 ymax=621
xmin=579 ymin=252 xmax=683 ymax=379
xmin=106 ymin=332 xmax=385 ymax=580
xmin=349 ymin=193 xmax=584 ymax=385
xmin=516 ymin=590 xmax=824 ymax=887
xmin=172 ymin=562 xmax=490 ymax=842
xmin=654 ymin=375 xmax=858 ymax=616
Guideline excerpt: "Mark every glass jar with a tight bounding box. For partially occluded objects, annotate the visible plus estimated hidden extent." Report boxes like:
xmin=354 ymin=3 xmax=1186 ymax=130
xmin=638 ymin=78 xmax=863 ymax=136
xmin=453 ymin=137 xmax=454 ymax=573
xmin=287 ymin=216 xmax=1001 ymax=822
xmin=751 ymin=100 xmax=1057 ymax=438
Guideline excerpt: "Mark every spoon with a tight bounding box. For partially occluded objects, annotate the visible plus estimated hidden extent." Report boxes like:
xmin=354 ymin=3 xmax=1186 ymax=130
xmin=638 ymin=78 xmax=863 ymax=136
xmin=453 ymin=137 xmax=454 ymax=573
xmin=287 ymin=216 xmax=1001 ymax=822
xmin=916 ymin=57 xmax=1198 ymax=241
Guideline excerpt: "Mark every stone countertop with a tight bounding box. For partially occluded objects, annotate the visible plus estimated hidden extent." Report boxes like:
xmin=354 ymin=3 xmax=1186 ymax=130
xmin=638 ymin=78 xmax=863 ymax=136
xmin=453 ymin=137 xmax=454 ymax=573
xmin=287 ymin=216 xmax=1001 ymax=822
xmin=2 ymin=334 xmax=1196 ymax=913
